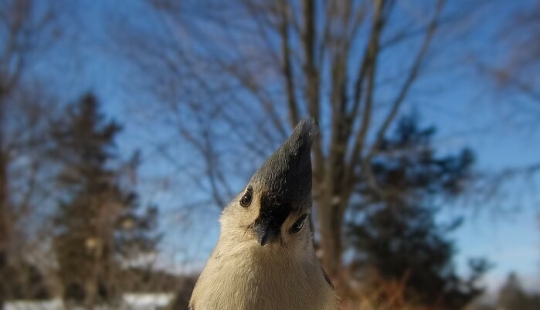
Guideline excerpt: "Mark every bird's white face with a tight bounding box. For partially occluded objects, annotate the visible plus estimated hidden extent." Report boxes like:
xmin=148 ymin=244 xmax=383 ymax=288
xmin=218 ymin=119 xmax=316 ymax=256
xmin=220 ymin=183 xmax=312 ymax=251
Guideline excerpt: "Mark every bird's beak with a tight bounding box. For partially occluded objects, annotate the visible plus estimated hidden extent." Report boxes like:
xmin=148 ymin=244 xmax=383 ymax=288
xmin=254 ymin=221 xmax=280 ymax=246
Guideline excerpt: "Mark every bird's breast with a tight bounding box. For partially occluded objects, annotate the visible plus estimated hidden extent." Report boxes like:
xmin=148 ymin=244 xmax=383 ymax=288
xmin=190 ymin=245 xmax=338 ymax=310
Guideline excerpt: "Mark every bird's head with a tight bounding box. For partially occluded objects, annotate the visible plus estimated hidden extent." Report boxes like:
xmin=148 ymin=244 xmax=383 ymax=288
xmin=220 ymin=119 xmax=317 ymax=251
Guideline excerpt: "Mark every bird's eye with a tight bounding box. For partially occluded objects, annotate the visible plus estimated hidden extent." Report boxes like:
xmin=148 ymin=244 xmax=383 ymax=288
xmin=240 ymin=187 xmax=252 ymax=208
xmin=290 ymin=214 xmax=309 ymax=234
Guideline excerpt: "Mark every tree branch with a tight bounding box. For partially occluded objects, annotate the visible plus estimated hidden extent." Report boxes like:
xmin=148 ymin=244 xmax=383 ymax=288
xmin=346 ymin=0 xmax=387 ymax=184
xmin=279 ymin=0 xmax=300 ymax=129
xmin=366 ymin=0 xmax=445 ymax=161
xmin=302 ymin=0 xmax=324 ymax=182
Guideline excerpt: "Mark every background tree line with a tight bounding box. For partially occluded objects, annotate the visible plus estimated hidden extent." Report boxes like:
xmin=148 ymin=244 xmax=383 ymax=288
xmin=1 ymin=92 xmax=163 ymax=309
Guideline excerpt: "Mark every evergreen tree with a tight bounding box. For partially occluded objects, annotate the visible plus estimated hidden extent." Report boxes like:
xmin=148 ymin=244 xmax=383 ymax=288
xmin=50 ymin=94 xmax=159 ymax=308
xmin=497 ymin=273 xmax=540 ymax=310
xmin=347 ymin=115 xmax=488 ymax=309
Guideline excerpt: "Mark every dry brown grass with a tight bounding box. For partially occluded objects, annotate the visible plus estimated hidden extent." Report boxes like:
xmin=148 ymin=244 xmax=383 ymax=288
xmin=338 ymin=270 xmax=438 ymax=310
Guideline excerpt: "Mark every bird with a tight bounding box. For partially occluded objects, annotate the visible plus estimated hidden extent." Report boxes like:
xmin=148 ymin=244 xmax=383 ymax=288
xmin=189 ymin=119 xmax=340 ymax=310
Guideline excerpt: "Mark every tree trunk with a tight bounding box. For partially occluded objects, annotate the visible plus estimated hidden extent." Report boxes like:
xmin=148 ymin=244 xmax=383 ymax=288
xmin=85 ymin=278 xmax=96 ymax=310
xmin=316 ymin=185 xmax=347 ymax=296
xmin=85 ymin=241 xmax=101 ymax=310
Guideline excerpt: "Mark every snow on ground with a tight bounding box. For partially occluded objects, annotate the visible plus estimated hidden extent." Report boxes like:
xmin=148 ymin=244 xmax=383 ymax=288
xmin=123 ymin=293 xmax=174 ymax=309
xmin=5 ymin=294 xmax=175 ymax=310
xmin=5 ymin=299 xmax=64 ymax=310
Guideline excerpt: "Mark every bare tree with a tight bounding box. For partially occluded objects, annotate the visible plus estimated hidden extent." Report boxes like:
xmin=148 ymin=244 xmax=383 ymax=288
xmin=0 ymin=1 xmax=60 ymax=308
xmin=470 ymin=1 xmax=540 ymax=211
xmin=114 ymin=0 xmax=487 ymax=299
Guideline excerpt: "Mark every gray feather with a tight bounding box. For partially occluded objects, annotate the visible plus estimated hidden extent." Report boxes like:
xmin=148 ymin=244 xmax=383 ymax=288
xmin=249 ymin=118 xmax=318 ymax=214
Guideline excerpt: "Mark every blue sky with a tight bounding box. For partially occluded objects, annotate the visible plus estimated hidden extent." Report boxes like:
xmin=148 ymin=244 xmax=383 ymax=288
xmin=30 ymin=0 xmax=539 ymax=293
